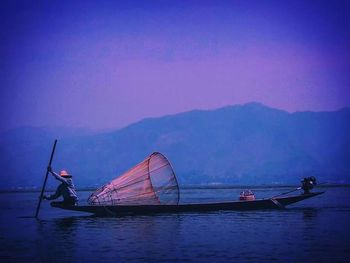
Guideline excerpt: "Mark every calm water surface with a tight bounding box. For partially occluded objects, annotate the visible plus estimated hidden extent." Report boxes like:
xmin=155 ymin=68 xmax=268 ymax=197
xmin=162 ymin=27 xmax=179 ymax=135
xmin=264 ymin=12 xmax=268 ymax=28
xmin=0 ymin=187 xmax=349 ymax=262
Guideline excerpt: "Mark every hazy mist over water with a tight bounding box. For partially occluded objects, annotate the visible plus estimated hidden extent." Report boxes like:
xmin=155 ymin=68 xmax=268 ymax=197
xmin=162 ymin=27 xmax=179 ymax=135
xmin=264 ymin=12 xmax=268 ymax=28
xmin=1 ymin=186 xmax=349 ymax=262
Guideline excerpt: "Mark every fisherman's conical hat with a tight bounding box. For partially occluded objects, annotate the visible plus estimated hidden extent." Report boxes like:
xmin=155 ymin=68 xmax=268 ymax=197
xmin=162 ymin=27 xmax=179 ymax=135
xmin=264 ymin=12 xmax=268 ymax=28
xmin=59 ymin=170 xmax=72 ymax=177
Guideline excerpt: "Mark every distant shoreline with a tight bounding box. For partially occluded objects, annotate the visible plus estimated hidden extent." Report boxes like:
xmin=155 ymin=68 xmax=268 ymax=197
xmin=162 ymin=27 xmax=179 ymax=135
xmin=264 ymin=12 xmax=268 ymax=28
xmin=0 ymin=184 xmax=349 ymax=194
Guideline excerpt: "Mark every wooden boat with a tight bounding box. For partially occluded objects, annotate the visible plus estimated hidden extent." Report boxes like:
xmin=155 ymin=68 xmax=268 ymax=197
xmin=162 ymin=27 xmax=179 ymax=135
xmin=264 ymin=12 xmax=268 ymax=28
xmin=50 ymin=152 xmax=324 ymax=216
xmin=51 ymin=191 xmax=324 ymax=216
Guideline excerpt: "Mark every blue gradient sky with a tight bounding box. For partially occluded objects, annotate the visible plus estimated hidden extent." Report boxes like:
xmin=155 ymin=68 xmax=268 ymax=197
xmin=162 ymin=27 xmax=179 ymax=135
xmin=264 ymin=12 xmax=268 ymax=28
xmin=1 ymin=0 xmax=349 ymax=131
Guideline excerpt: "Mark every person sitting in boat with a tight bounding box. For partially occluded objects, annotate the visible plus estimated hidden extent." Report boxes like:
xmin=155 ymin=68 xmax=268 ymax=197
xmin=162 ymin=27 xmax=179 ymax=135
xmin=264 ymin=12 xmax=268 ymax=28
xmin=301 ymin=176 xmax=317 ymax=194
xmin=42 ymin=166 xmax=78 ymax=206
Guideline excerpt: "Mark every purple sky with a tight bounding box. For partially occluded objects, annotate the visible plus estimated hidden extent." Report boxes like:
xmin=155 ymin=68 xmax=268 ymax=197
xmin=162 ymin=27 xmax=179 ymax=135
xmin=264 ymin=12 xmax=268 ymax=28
xmin=1 ymin=0 xmax=349 ymax=132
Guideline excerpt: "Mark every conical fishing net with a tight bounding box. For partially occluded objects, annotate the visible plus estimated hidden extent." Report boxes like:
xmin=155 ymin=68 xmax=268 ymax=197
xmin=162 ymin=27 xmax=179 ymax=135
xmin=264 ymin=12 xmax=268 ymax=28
xmin=88 ymin=152 xmax=180 ymax=206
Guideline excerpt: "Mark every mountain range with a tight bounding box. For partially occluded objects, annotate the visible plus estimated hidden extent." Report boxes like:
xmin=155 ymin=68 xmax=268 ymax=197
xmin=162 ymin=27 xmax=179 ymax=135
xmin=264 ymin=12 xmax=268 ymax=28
xmin=1 ymin=102 xmax=349 ymax=190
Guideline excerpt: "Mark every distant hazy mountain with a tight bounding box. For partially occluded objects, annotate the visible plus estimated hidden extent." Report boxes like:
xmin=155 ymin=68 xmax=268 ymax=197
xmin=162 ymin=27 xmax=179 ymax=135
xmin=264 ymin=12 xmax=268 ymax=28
xmin=1 ymin=102 xmax=349 ymax=190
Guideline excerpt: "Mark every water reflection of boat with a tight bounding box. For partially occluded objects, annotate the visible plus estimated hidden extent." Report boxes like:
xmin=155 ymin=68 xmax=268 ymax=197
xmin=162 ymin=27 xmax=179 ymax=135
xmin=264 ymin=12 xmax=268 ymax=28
xmin=51 ymin=152 xmax=324 ymax=216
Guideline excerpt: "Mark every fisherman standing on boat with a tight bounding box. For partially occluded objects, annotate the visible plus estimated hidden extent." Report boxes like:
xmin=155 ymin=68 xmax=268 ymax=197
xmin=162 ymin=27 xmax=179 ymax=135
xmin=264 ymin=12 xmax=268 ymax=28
xmin=42 ymin=166 xmax=78 ymax=206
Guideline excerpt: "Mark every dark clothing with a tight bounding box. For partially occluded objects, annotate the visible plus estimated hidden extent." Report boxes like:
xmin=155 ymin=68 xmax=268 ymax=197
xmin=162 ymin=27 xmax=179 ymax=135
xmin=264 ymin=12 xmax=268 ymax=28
xmin=301 ymin=177 xmax=316 ymax=194
xmin=51 ymin=197 xmax=77 ymax=207
xmin=47 ymin=172 xmax=78 ymax=205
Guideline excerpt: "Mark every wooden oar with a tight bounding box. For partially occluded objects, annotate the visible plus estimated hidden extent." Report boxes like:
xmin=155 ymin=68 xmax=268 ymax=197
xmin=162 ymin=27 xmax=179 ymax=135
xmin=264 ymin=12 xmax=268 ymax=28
xmin=35 ymin=139 xmax=58 ymax=218
xmin=271 ymin=187 xmax=301 ymax=199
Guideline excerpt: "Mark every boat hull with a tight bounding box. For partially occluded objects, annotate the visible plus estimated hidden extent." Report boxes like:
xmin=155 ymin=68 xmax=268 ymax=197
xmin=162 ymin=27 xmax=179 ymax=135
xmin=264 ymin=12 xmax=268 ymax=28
xmin=51 ymin=192 xmax=324 ymax=216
